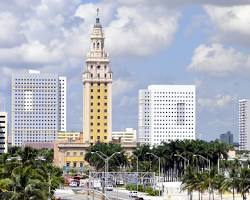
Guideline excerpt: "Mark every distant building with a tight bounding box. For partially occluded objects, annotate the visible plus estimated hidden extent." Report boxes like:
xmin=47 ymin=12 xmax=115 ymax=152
xmin=138 ymin=85 xmax=196 ymax=146
xmin=239 ymin=99 xmax=250 ymax=150
xmin=220 ymin=131 xmax=233 ymax=145
xmin=57 ymin=131 xmax=82 ymax=142
xmin=12 ymin=70 xmax=67 ymax=146
xmin=112 ymin=128 xmax=137 ymax=144
xmin=0 ymin=112 xmax=8 ymax=153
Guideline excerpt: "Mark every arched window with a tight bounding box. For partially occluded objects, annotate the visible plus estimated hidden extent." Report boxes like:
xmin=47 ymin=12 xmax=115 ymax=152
xmin=97 ymin=42 xmax=100 ymax=49
xmin=97 ymin=65 xmax=100 ymax=69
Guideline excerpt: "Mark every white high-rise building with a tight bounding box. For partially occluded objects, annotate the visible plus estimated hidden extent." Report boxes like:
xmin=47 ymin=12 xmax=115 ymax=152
xmin=0 ymin=112 xmax=8 ymax=153
xmin=59 ymin=77 xmax=67 ymax=131
xmin=138 ymin=85 xmax=196 ymax=146
xmin=239 ymin=99 xmax=250 ymax=150
xmin=12 ymin=70 xmax=67 ymax=146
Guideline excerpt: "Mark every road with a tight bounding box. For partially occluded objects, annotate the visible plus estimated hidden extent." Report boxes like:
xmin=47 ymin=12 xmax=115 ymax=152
xmin=55 ymin=187 xmax=250 ymax=200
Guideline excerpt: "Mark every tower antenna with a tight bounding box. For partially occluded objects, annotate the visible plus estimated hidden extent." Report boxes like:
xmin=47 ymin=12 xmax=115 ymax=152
xmin=96 ymin=8 xmax=99 ymax=17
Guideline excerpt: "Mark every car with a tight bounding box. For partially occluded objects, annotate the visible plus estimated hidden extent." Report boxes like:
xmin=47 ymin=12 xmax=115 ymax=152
xmin=135 ymin=197 xmax=144 ymax=200
xmin=129 ymin=191 xmax=138 ymax=198
xmin=116 ymin=180 xmax=124 ymax=185
xmin=106 ymin=185 xmax=113 ymax=191
xmin=69 ymin=181 xmax=78 ymax=187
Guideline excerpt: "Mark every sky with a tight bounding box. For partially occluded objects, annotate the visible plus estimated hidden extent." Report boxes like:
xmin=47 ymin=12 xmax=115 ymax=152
xmin=1 ymin=0 xmax=250 ymax=142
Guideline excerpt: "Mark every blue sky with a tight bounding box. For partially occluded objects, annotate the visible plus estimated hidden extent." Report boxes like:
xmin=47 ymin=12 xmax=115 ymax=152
xmin=1 ymin=0 xmax=250 ymax=142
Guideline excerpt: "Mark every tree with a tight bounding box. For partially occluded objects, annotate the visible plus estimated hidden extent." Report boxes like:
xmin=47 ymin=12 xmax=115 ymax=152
xmin=85 ymin=142 xmax=128 ymax=171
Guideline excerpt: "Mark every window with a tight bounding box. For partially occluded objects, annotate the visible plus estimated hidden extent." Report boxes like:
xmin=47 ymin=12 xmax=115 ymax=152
xmin=73 ymin=162 xmax=77 ymax=167
xmin=91 ymin=96 xmax=93 ymax=99
xmin=91 ymin=136 xmax=93 ymax=139
xmin=97 ymin=116 xmax=100 ymax=119
xmin=104 ymin=136 xmax=107 ymax=139
xmin=91 ymin=89 xmax=93 ymax=92
xmin=97 ymin=136 xmax=100 ymax=139
xmin=97 ymin=129 xmax=100 ymax=133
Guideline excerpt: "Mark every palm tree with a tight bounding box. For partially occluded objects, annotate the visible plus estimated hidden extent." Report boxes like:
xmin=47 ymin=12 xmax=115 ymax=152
xmin=181 ymin=166 xmax=198 ymax=200
xmin=214 ymin=173 xmax=227 ymax=200
xmin=236 ymin=168 xmax=250 ymax=200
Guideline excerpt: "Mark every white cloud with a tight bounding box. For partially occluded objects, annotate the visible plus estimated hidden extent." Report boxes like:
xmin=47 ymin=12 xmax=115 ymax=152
xmin=204 ymin=5 xmax=250 ymax=46
xmin=205 ymin=5 xmax=250 ymax=36
xmin=105 ymin=5 xmax=179 ymax=56
xmin=0 ymin=12 xmax=25 ymax=47
xmin=188 ymin=43 xmax=250 ymax=76
xmin=113 ymin=79 xmax=137 ymax=97
xmin=198 ymin=94 xmax=233 ymax=109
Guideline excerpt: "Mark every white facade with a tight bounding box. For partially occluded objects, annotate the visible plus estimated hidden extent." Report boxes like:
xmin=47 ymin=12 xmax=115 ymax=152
xmin=12 ymin=70 xmax=67 ymax=146
xmin=112 ymin=128 xmax=137 ymax=144
xmin=239 ymin=99 xmax=250 ymax=150
xmin=59 ymin=77 xmax=67 ymax=131
xmin=0 ymin=112 xmax=8 ymax=153
xmin=138 ymin=85 xmax=196 ymax=146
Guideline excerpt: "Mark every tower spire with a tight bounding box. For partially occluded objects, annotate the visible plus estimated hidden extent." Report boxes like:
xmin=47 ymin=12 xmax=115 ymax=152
xmin=96 ymin=8 xmax=100 ymax=24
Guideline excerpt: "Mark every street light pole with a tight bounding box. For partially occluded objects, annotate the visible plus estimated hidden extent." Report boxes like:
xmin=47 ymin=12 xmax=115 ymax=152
xmin=133 ymin=155 xmax=139 ymax=193
xmin=194 ymin=154 xmax=211 ymax=200
xmin=146 ymin=153 xmax=161 ymax=197
xmin=92 ymin=151 xmax=121 ymax=196
xmin=174 ymin=154 xmax=189 ymax=170
xmin=91 ymin=152 xmax=107 ymax=197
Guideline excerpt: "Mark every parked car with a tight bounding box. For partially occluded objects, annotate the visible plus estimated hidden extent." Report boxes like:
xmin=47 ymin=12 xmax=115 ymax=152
xmin=135 ymin=197 xmax=144 ymax=200
xmin=106 ymin=185 xmax=113 ymax=191
xmin=69 ymin=181 xmax=78 ymax=187
xmin=129 ymin=191 xmax=138 ymax=198
xmin=116 ymin=180 xmax=124 ymax=185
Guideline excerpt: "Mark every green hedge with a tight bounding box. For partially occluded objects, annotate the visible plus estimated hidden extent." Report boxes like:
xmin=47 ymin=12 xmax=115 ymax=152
xmin=125 ymin=184 xmax=160 ymax=196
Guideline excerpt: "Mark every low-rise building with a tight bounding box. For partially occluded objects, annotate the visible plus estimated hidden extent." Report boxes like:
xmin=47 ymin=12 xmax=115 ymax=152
xmin=54 ymin=141 xmax=90 ymax=174
xmin=54 ymin=140 xmax=137 ymax=174
xmin=57 ymin=131 xmax=82 ymax=142
xmin=112 ymin=128 xmax=137 ymax=144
